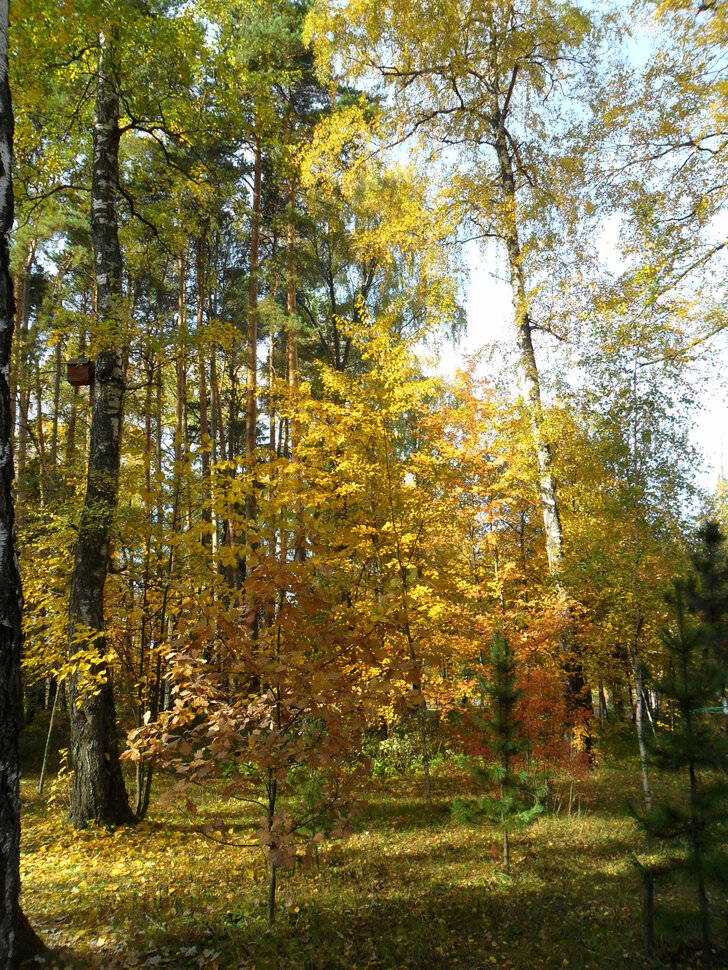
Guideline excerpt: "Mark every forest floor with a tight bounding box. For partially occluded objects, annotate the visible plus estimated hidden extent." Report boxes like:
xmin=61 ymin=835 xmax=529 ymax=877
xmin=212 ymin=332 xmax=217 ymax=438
xmin=17 ymin=725 xmax=728 ymax=970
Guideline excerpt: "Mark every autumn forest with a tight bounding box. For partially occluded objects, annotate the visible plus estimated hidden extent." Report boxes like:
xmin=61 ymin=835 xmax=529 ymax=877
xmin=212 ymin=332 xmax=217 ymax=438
xmin=2 ymin=0 xmax=728 ymax=968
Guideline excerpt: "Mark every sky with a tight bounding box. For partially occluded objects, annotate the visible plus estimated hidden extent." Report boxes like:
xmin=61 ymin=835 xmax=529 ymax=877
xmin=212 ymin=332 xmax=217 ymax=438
xmin=424 ymin=234 xmax=727 ymax=500
xmin=423 ymin=2 xmax=726 ymax=504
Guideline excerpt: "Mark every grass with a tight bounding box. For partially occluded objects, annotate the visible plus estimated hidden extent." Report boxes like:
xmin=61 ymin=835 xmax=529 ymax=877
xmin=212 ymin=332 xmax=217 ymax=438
xmin=18 ymin=746 xmax=728 ymax=970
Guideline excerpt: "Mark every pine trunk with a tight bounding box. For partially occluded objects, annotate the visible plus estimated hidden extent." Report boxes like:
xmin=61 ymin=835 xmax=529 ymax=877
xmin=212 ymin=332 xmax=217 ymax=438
xmin=67 ymin=28 xmax=134 ymax=828
xmin=196 ymin=237 xmax=211 ymax=549
xmin=245 ymin=137 xmax=261 ymax=633
xmin=246 ymin=136 xmax=261 ymax=520
xmin=286 ymin=185 xmax=305 ymax=563
xmin=176 ymin=255 xmax=190 ymax=530
xmin=286 ymin=185 xmax=299 ymax=463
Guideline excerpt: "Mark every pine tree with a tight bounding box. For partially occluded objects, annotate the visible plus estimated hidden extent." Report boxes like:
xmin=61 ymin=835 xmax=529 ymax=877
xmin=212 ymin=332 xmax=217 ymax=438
xmin=453 ymin=632 xmax=544 ymax=868
xmin=685 ymin=521 xmax=728 ymax=707
xmin=637 ymin=526 xmax=728 ymax=965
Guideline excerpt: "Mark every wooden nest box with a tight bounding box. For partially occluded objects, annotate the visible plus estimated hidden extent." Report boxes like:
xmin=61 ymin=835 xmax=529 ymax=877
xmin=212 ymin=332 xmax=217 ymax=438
xmin=66 ymin=359 xmax=94 ymax=387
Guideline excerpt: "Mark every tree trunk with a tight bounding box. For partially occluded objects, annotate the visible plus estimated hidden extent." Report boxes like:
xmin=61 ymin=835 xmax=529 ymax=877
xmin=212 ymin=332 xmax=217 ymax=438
xmin=404 ymin=622 xmax=432 ymax=811
xmin=211 ymin=348 xmax=227 ymax=464
xmin=48 ymin=337 xmax=62 ymax=498
xmin=286 ymin=185 xmax=299 ymax=464
xmin=196 ymin=236 xmax=211 ymax=549
xmin=632 ymin=623 xmax=652 ymax=812
xmin=417 ymin=700 xmax=433 ymax=811
xmin=245 ymin=136 xmax=261 ymax=634
xmin=0 ymin=7 xmax=46 ymax=959
xmin=176 ymin=255 xmax=189 ymax=530
xmin=65 ymin=327 xmax=87 ymax=472
xmin=267 ymin=857 xmax=277 ymax=925
xmin=9 ymin=238 xmax=33 ymax=438
xmin=630 ymin=365 xmax=652 ymax=809
xmin=227 ymin=356 xmax=238 ymax=463
xmin=286 ymin=184 xmax=305 ymax=563
xmin=38 ymin=684 xmax=60 ymax=796
xmin=12 ymin=242 xmax=32 ymax=529
xmin=67 ymin=27 xmax=135 ymax=828
xmin=642 ymin=868 xmax=655 ymax=959
xmin=597 ymin=684 xmax=608 ymax=718
xmin=162 ymin=266 xmax=187 ymax=700
xmin=134 ymin=348 xmax=154 ymax=818
xmin=266 ymin=774 xmax=278 ymax=924
xmin=268 ymin=320 xmax=276 ymax=455
xmin=155 ymin=354 xmax=163 ymax=525
xmin=502 ymin=802 xmax=510 ymax=869
xmin=211 ymin=347 xmax=238 ymax=592
xmin=492 ymin=119 xmax=563 ymax=574
xmin=33 ymin=355 xmax=48 ymax=505
xmin=0 ymin=25 xmax=22 ymax=960
xmin=681 ymin=648 xmax=711 ymax=965
xmin=246 ymin=136 xmax=261 ymax=521
xmin=492 ymin=113 xmax=590 ymax=724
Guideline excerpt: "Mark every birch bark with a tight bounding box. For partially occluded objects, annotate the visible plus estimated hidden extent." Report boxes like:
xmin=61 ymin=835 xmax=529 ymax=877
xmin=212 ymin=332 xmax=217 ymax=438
xmin=67 ymin=27 xmax=135 ymax=827
xmin=0 ymin=1 xmax=45 ymax=958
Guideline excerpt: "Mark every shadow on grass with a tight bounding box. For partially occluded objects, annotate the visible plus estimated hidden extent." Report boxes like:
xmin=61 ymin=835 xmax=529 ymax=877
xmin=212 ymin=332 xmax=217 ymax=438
xmin=24 ymin=767 xmax=728 ymax=970
xmin=49 ymin=852 xmax=724 ymax=970
xmin=89 ymin=868 xmax=645 ymax=969
xmin=356 ymin=797 xmax=452 ymax=834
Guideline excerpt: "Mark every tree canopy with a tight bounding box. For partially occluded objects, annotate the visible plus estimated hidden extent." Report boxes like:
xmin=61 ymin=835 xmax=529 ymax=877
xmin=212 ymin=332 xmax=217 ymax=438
xmin=3 ymin=0 xmax=728 ymax=966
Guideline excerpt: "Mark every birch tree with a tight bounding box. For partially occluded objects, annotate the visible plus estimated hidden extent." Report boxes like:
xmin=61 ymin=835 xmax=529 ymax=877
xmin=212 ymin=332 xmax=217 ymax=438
xmin=306 ymin=0 xmax=600 ymax=716
xmin=0 ymin=0 xmax=44 ymax=959
xmin=66 ymin=14 xmax=137 ymax=827
xmin=60 ymin=0 xmax=207 ymax=828
xmin=0 ymin=0 xmax=23 ymax=954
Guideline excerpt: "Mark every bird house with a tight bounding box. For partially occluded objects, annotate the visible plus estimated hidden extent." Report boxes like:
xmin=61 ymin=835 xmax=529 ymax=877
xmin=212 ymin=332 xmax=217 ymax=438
xmin=66 ymin=359 xmax=94 ymax=387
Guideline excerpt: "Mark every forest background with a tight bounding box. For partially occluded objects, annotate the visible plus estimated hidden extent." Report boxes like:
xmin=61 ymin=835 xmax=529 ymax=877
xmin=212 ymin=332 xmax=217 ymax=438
xmin=3 ymin=0 xmax=728 ymax=967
